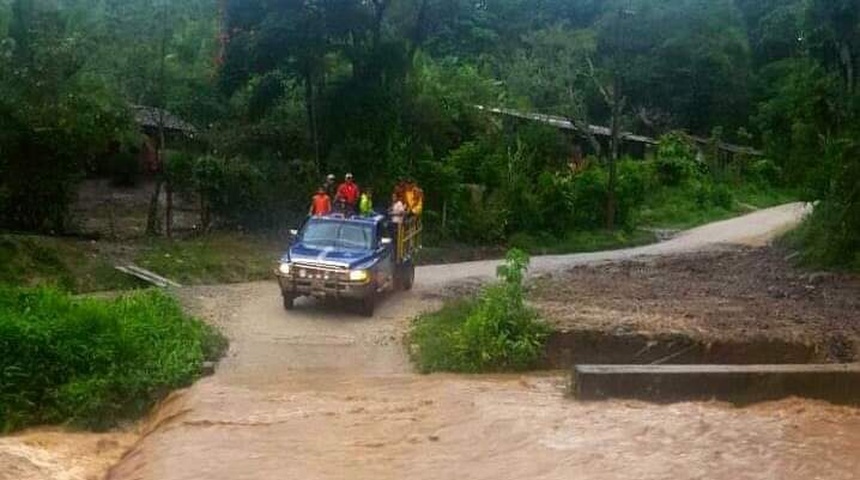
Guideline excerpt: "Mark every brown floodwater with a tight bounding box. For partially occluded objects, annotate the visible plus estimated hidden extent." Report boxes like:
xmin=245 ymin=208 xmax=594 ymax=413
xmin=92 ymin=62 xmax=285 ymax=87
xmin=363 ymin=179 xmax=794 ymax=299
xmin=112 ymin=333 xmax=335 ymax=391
xmin=6 ymin=204 xmax=859 ymax=480
xmin=106 ymin=372 xmax=860 ymax=480
xmin=0 ymin=428 xmax=135 ymax=480
xmin=105 ymin=275 xmax=860 ymax=480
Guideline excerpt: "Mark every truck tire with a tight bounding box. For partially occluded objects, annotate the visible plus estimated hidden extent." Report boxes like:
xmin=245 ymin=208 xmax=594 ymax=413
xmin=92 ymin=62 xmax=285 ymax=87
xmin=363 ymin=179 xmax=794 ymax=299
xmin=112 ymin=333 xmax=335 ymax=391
xmin=283 ymin=294 xmax=296 ymax=310
xmin=401 ymin=262 xmax=415 ymax=291
xmin=359 ymin=288 xmax=376 ymax=317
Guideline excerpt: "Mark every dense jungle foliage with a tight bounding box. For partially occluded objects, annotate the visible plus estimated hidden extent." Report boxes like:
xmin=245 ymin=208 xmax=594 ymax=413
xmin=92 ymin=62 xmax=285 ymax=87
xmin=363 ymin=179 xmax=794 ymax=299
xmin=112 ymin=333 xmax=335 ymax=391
xmin=0 ymin=0 xmax=857 ymax=268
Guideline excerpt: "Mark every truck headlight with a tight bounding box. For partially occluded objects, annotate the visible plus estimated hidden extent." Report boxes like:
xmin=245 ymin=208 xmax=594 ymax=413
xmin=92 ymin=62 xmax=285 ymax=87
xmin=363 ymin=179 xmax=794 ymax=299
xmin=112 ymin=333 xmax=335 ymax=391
xmin=278 ymin=263 xmax=291 ymax=275
xmin=349 ymin=270 xmax=369 ymax=282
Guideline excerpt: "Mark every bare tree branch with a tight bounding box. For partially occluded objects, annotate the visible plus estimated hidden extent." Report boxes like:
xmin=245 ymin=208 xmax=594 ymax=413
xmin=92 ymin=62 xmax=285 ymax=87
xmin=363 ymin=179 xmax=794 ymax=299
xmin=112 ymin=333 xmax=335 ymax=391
xmin=586 ymin=56 xmax=612 ymax=107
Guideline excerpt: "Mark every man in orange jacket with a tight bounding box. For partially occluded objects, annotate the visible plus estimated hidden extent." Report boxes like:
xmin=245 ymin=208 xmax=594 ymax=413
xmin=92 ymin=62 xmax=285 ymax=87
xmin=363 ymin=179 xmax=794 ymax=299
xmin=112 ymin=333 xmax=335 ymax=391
xmin=309 ymin=186 xmax=331 ymax=216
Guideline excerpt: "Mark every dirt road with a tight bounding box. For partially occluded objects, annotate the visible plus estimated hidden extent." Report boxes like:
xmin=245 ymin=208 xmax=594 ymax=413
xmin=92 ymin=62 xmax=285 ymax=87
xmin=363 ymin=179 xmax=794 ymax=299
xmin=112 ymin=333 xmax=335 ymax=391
xmin=6 ymin=203 xmax=860 ymax=480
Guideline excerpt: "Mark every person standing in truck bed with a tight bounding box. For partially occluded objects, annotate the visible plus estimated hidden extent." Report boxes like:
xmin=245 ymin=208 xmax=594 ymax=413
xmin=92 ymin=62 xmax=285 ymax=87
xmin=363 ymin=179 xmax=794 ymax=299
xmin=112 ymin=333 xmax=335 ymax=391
xmin=324 ymin=174 xmax=337 ymax=200
xmin=389 ymin=193 xmax=406 ymax=238
xmin=359 ymin=187 xmax=374 ymax=216
xmin=309 ymin=186 xmax=331 ymax=216
xmin=337 ymin=173 xmax=360 ymax=215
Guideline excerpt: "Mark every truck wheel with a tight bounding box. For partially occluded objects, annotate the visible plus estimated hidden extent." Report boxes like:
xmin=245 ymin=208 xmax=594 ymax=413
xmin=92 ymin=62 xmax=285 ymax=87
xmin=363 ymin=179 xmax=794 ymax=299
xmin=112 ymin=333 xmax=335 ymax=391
xmin=401 ymin=262 xmax=415 ymax=291
xmin=359 ymin=290 xmax=376 ymax=317
xmin=283 ymin=294 xmax=296 ymax=310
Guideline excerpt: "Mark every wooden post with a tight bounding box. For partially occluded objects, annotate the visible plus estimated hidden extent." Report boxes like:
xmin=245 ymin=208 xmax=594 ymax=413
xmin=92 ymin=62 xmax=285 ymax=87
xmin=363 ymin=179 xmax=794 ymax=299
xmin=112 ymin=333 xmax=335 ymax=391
xmin=165 ymin=177 xmax=173 ymax=238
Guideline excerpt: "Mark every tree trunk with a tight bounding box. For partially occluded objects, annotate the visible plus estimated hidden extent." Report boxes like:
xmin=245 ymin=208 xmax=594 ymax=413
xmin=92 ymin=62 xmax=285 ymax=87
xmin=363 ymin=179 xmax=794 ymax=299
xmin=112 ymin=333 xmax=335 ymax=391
xmin=199 ymin=193 xmax=211 ymax=234
xmin=148 ymin=0 xmax=169 ymax=237
xmin=840 ymin=43 xmax=855 ymax=94
xmin=606 ymin=127 xmax=619 ymax=230
xmin=605 ymin=79 xmax=623 ymax=231
xmin=409 ymin=0 xmax=429 ymax=59
xmin=371 ymin=0 xmax=389 ymax=48
xmin=605 ymin=7 xmax=629 ymax=231
xmin=304 ymin=69 xmax=320 ymax=169
xmin=165 ymin=180 xmax=173 ymax=238
xmin=146 ymin=178 xmax=163 ymax=236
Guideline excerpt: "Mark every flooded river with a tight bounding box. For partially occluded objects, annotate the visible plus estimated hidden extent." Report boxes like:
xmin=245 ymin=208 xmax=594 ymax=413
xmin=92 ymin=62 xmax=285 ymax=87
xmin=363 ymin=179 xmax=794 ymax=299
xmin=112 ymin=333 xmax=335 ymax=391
xmin=4 ymin=204 xmax=859 ymax=480
xmin=104 ymin=278 xmax=859 ymax=480
xmin=108 ymin=372 xmax=860 ymax=480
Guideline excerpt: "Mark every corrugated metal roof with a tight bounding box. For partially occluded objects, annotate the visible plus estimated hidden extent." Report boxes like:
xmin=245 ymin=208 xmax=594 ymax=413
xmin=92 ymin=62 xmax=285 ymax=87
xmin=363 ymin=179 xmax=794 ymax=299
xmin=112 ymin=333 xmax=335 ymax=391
xmin=475 ymin=105 xmax=659 ymax=145
xmin=132 ymin=105 xmax=197 ymax=134
xmin=476 ymin=105 xmax=763 ymax=156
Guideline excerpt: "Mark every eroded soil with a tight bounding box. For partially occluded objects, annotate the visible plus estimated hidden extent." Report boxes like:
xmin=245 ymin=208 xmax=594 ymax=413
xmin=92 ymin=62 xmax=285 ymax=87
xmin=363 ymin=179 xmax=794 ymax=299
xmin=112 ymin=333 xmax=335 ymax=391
xmin=533 ymin=246 xmax=860 ymax=349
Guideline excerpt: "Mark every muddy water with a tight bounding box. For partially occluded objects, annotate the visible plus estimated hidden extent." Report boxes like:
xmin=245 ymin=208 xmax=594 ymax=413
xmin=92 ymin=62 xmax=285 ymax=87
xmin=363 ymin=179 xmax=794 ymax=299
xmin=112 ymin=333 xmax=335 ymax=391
xmin=8 ymin=203 xmax=857 ymax=480
xmin=104 ymin=278 xmax=860 ymax=480
xmin=0 ymin=429 xmax=135 ymax=480
xmin=109 ymin=372 xmax=860 ymax=480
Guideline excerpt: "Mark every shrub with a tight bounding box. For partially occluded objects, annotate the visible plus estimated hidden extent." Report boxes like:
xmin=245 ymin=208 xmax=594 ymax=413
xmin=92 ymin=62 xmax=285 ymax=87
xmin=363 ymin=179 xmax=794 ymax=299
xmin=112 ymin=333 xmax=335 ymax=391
xmin=552 ymin=162 xmax=647 ymax=231
xmin=190 ymin=155 xmax=268 ymax=230
xmin=0 ymin=287 xmax=226 ymax=432
xmin=508 ymin=231 xmax=556 ymax=251
xmin=747 ymin=158 xmax=783 ymax=186
xmin=709 ymin=183 xmax=735 ymax=210
xmin=409 ymin=249 xmax=549 ymax=373
xmin=655 ymin=132 xmax=702 ymax=187
xmin=690 ymin=180 xmax=736 ymax=210
xmin=616 ymin=159 xmax=654 ymax=228
xmin=793 ymin=199 xmax=860 ymax=271
xmin=570 ymin=167 xmax=610 ymax=228
xmin=459 ymin=190 xmax=510 ymax=244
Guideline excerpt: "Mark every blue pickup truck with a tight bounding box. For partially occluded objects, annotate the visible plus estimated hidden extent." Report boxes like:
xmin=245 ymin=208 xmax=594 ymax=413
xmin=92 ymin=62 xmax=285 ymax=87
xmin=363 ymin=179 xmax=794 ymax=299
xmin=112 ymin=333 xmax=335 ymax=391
xmin=275 ymin=213 xmax=420 ymax=316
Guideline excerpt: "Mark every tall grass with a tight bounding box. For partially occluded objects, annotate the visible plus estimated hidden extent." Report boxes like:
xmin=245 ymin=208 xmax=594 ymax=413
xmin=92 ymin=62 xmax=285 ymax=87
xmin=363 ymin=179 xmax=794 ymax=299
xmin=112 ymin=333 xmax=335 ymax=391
xmin=0 ymin=287 xmax=226 ymax=432
xmin=0 ymin=234 xmax=140 ymax=293
xmin=137 ymin=233 xmax=284 ymax=285
xmin=409 ymin=249 xmax=549 ymax=373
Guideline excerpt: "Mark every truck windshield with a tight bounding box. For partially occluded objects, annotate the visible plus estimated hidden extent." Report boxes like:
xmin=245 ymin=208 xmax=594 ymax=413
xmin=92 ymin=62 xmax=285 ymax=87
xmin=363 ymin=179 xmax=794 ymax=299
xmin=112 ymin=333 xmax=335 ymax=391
xmin=300 ymin=220 xmax=374 ymax=250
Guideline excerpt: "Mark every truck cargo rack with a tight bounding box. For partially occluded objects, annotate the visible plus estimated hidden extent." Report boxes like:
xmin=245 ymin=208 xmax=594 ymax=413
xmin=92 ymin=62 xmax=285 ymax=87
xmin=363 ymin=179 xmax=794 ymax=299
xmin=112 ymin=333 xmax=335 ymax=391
xmin=395 ymin=216 xmax=422 ymax=263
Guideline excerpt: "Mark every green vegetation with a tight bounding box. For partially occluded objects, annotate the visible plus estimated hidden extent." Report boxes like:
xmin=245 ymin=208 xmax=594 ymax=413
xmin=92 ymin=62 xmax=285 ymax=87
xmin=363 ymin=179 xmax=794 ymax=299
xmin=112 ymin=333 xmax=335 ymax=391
xmin=137 ymin=234 xmax=283 ymax=285
xmin=634 ymin=183 xmax=787 ymax=230
xmin=410 ymin=250 xmax=549 ymax=373
xmin=0 ymin=235 xmax=140 ymax=293
xmin=0 ymin=233 xmax=284 ymax=294
xmin=1 ymin=0 xmax=857 ymax=268
xmin=787 ymin=214 xmax=860 ymax=272
xmin=0 ymin=287 xmax=226 ymax=432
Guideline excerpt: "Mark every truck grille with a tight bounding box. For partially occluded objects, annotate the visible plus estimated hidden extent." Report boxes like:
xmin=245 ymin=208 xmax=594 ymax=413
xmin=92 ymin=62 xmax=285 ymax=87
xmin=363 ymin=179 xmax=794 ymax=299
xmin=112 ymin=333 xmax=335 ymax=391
xmin=292 ymin=263 xmax=348 ymax=282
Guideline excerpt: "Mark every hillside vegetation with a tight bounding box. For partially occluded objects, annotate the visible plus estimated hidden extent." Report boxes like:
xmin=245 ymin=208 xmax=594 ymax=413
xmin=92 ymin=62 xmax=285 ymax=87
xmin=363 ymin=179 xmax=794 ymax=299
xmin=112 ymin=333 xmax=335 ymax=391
xmin=0 ymin=0 xmax=855 ymax=270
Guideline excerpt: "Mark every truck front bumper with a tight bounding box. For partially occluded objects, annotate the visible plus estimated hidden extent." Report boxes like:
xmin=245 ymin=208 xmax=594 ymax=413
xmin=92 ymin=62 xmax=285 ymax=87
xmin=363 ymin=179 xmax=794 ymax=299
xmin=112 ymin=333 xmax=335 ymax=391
xmin=276 ymin=273 xmax=373 ymax=300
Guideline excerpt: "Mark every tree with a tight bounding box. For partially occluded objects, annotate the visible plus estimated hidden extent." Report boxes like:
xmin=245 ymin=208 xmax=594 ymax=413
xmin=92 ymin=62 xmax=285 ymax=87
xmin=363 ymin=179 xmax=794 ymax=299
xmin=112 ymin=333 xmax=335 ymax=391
xmin=611 ymin=0 xmax=752 ymax=137
xmin=805 ymin=0 xmax=860 ymax=94
xmin=504 ymin=21 xmax=632 ymax=229
xmin=0 ymin=0 xmax=133 ymax=231
xmin=752 ymin=0 xmax=860 ymax=267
